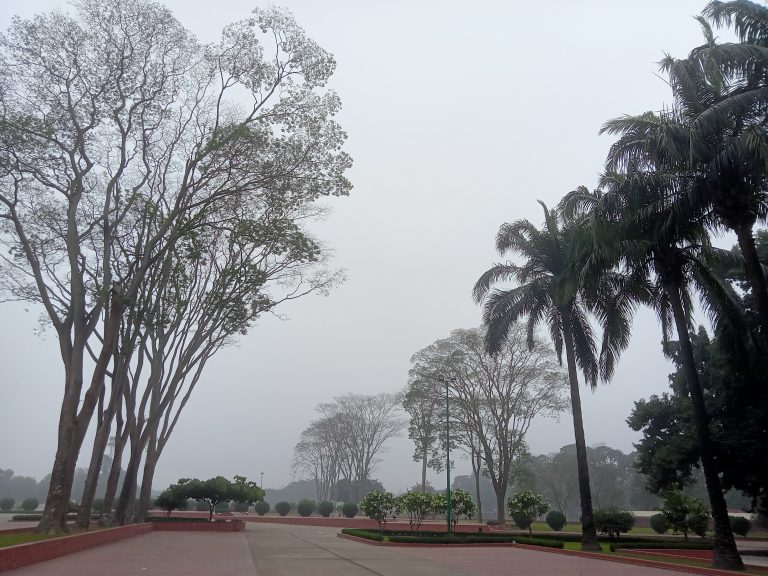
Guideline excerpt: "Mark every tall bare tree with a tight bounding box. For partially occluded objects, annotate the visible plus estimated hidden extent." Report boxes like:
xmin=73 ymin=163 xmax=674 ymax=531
xmin=0 ymin=0 xmax=350 ymax=533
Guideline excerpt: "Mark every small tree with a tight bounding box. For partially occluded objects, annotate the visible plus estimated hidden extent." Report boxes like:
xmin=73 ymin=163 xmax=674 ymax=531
xmin=154 ymin=488 xmax=188 ymax=517
xmin=546 ymin=510 xmax=567 ymax=531
xmin=359 ymin=490 xmax=399 ymax=533
xmin=594 ymin=508 xmax=635 ymax=539
xmin=317 ymin=501 xmax=335 ymax=517
xmin=342 ymin=502 xmax=358 ymax=518
xmin=297 ymin=499 xmax=315 ymax=517
xmin=650 ymin=513 xmax=669 ymax=534
xmin=507 ymin=491 xmax=549 ymax=535
xmin=0 ymin=498 xmax=15 ymax=511
xmin=398 ymin=491 xmax=434 ymax=532
xmin=173 ymin=475 xmax=264 ymax=521
xmin=661 ymin=490 xmax=710 ymax=540
xmin=275 ymin=501 xmax=291 ymax=516
xmin=21 ymin=498 xmax=39 ymax=512
xmin=254 ymin=501 xmax=270 ymax=516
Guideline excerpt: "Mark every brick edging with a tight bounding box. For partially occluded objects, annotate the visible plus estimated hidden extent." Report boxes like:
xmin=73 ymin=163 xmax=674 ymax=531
xmin=337 ymin=533 xmax=751 ymax=576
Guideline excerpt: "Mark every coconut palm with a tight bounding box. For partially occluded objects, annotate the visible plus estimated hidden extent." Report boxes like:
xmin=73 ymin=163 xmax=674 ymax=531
xmin=602 ymin=12 xmax=768 ymax=339
xmin=473 ymin=201 xmax=640 ymax=551
xmin=565 ymin=172 xmax=747 ymax=570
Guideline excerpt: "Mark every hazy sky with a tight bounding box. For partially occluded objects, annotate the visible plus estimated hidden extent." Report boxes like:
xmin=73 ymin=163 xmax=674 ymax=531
xmin=0 ymin=0 xmax=730 ymax=494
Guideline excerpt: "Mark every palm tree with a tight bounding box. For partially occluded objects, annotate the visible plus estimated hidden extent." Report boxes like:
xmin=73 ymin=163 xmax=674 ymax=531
xmin=473 ymin=201 xmax=636 ymax=551
xmin=602 ymin=10 xmax=768 ymax=339
xmin=566 ymin=172 xmax=747 ymax=570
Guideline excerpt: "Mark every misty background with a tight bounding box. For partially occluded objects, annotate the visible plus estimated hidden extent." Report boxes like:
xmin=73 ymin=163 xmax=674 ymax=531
xmin=0 ymin=0 xmax=724 ymax=495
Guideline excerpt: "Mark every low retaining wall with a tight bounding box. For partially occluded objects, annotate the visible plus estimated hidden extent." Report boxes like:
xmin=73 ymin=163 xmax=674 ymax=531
xmin=0 ymin=524 xmax=153 ymax=573
xmin=0 ymin=520 xmax=245 ymax=573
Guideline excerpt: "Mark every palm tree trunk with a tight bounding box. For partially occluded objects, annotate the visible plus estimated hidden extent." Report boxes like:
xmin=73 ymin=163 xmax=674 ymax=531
xmin=666 ymin=282 xmax=744 ymax=571
xmin=735 ymin=223 xmax=768 ymax=340
xmin=561 ymin=318 xmax=600 ymax=551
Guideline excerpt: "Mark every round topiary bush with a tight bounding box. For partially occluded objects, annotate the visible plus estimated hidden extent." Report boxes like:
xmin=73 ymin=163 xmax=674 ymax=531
xmin=275 ymin=501 xmax=291 ymax=516
xmin=0 ymin=497 xmax=14 ymax=512
xmin=730 ymin=515 xmax=751 ymax=537
xmin=254 ymin=501 xmax=270 ymax=516
xmin=92 ymin=498 xmax=105 ymax=513
xmin=545 ymin=510 xmax=567 ymax=531
xmin=342 ymin=502 xmax=358 ymax=518
xmin=21 ymin=498 xmax=39 ymax=512
xmin=68 ymin=501 xmax=80 ymax=513
xmin=317 ymin=501 xmax=335 ymax=517
xmin=214 ymin=501 xmax=231 ymax=513
xmin=512 ymin=511 xmax=533 ymax=531
xmin=234 ymin=501 xmax=249 ymax=512
xmin=297 ymin=498 xmax=315 ymax=517
xmin=195 ymin=500 xmax=209 ymax=512
xmin=650 ymin=513 xmax=669 ymax=534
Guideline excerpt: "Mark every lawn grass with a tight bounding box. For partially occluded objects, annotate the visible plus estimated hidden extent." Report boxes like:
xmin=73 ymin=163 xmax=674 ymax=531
xmin=0 ymin=532 xmax=56 ymax=548
xmin=528 ymin=521 xmax=658 ymax=535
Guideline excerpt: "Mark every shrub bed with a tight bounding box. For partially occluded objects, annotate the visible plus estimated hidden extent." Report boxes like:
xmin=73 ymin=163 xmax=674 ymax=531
xmin=340 ymin=528 xmax=564 ymax=547
xmin=610 ymin=541 xmax=714 ymax=552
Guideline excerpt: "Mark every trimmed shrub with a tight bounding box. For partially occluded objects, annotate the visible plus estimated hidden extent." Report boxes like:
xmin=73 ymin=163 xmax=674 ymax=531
xmin=317 ymin=500 xmax=335 ymax=517
xmin=68 ymin=501 xmax=80 ymax=513
xmin=254 ymin=501 xmax=270 ymax=516
xmin=92 ymin=498 xmax=105 ymax=513
xmin=545 ymin=510 xmax=567 ymax=531
xmin=512 ymin=535 xmax=565 ymax=549
xmin=512 ymin=512 xmax=533 ymax=531
xmin=507 ymin=491 xmax=548 ymax=535
xmin=0 ymin=497 xmax=15 ymax=511
xmin=214 ymin=501 xmax=231 ymax=513
xmin=297 ymin=498 xmax=315 ymax=517
xmin=195 ymin=500 xmax=209 ymax=511
xmin=234 ymin=501 xmax=249 ymax=512
xmin=610 ymin=540 xmax=713 ymax=552
xmin=21 ymin=498 xmax=39 ymax=512
xmin=339 ymin=528 xmax=563 ymax=547
xmin=342 ymin=502 xmax=358 ymax=518
xmin=650 ymin=513 xmax=668 ymax=534
xmin=275 ymin=501 xmax=291 ymax=516
xmin=594 ymin=508 xmax=635 ymax=539
xmin=730 ymin=516 xmax=751 ymax=537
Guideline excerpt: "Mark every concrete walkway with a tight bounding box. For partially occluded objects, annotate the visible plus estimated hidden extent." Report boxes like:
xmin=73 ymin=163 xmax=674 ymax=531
xmin=1 ymin=522 xmax=695 ymax=575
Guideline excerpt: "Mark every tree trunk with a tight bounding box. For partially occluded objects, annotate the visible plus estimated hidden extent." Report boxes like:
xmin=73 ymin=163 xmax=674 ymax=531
xmin=472 ymin=450 xmax=483 ymax=524
xmin=561 ymin=316 xmax=600 ymax=551
xmin=135 ymin=441 xmax=160 ymax=523
xmin=114 ymin=437 xmax=142 ymax=524
xmin=103 ymin=425 xmax=128 ymax=516
xmin=667 ymin=283 xmax=744 ymax=571
xmin=421 ymin=453 xmax=428 ymax=492
xmin=495 ymin=490 xmax=506 ymax=525
xmin=76 ymin=414 xmax=114 ymax=528
xmin=37 ymin=420 xmax=78 ymax=533
xmin=735 ymin=223 xmax=768 ymax=341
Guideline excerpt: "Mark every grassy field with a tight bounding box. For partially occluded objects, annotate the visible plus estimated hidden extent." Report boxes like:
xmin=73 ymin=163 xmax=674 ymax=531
xmin=0 ymin=532 xmax=56 ymax=548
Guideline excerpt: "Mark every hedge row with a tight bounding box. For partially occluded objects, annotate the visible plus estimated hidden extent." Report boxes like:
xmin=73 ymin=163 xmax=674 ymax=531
xmin=340 ymin=528 xmax=564 ymax=547
xmin=610 ymin=541 xmax=714 ymax=552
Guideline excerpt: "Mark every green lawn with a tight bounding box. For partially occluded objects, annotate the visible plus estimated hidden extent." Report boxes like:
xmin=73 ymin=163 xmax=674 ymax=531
xmin=0 ymin=532 xmax=56 ymax=548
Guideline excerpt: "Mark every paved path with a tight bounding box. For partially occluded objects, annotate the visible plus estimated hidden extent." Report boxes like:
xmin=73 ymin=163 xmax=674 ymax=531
xmin=0 ymin=522 xmax=706 ymax=575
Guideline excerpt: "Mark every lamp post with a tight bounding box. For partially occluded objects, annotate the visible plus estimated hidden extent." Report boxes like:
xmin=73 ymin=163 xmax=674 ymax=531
xmin=439 ymin=376 xmax=451 ymax=535
xmin=260 ymin=472 xmax=264 ymax=490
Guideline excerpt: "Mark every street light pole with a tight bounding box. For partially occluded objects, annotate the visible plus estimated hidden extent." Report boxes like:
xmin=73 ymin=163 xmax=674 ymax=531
xmin=445 ymin=376 xmax=451 ymax=535
xmin=260 ymin=472 xmax=264 ymax=490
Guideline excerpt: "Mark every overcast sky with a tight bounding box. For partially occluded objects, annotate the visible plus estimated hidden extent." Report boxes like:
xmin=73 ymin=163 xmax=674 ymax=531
xmin=0 ymin=0 xmax=732 ymax=494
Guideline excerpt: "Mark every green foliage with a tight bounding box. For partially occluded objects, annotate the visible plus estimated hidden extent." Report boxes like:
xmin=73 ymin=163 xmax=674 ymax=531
xmin=166 ymin=475 xmax=265 ymax=521
xmin=340 ymin=528 xmax=523 ymax=545
xmin=92 ymin=498 xmax=105 ymax=513
xmin=593 ymin=507 xmax=635 ymax=539
xmin=317 ymin=500 xmax=334 ymax=517
xmin=512 ymin=535 xmax=565 ymax=549
xmin=342 ymin=502 xmax=358 ymax=518
xmin=650 ymin=513 xmax=669 ymax=534
xmin=610 ymin=541 xmax=714 ymax=551
xmin=68 ymin=501 xmax=80 ymax=513
xmin=431 ymin=489 xmax=476 ymax=530
xmin=397 ymin=491 xmax=435 ymax=532
xmin=154 ymin=488 xmax=189 ymax=516
xmin=661 ymin=490 xmax=710 ymax=540
xmin=0 ymin=498 xmax=14 ymax=511
xmin=297 ymin=498 xmax=315 ymax=517
xmin=507 ymin=490 xmax=549 ymax=535
xmin=234 ymin=501 xmax=249 ymax=512
xmin=359 ymin=490 xmax=399 ymax=532
xmin=545 ymin=510 xmax=567 ymax=531
xmin=275 ymin=501 xmax=291 ymax=516
xmin=20 ymin=498 xmax=38 ymax=512
xmin=214 ymin=501 xmax=231 ymax=512
xmin=254 ymin=501 xmax=270 ymax=516
xmin=729 ymin=516 xmax=751 ymax=537
xmin=195 ymin=500 xmax=209 ymax=511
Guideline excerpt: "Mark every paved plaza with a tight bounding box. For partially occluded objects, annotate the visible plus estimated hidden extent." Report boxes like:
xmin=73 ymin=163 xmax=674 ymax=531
xmin=2 ymin=522 xmax=693 ymax=575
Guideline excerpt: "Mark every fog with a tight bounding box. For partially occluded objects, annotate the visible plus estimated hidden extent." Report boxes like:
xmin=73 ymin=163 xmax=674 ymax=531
xmin=0 ymin=0 xmax=722 ymax=494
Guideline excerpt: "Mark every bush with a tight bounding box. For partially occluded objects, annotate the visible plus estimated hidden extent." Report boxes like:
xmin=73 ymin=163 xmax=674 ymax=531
xmin=661 ymin=490 xmax=710 ymax=539
xmin=512 ymin=512 xmax=533 ymax=531
xmin=512 ymin=535 xmax=565 ymax=549
xmin=593 ymin=508 xmax=635 ymax=539
xmin=650 ymin=513 xmax=668 ymax=534
xmin=297 ymin=498 xmax=315 ymax=517
xmin=359 ymin=490 xmax=399 ymax=532
xmin=234 ymin=501 xmax=249 ymax=512
xmin=195 ymin=500 xmax=209 ymax=511
xmin=610 ymin=541 xmax=714 ymax=551
xmin=254 ymin=501 xmax=270 ymax=516
xmin=730 ymin=516 xmax=751 ymax=537
xmin=68 ymin=501 xmax=80 ymax=513
xmin=339 ymin=528 xmax=564 ymax=547
xmin=317 ymin=501 xmax=335 ymax=517
xmin=342 ymin=502 xmax=358 ymax=518
xmin=507 ymin=491 xmax=549 ymax=535
xmin=214 ymin=501 xmax=231 ymax=513
xmin=20 ymin=498 xmax=39 ymax=512
xmin=545 ymin=510 xmax=567 ymax=531
xmin=275 ymin=501 xmax=291 ymax=516
xmin=0 ymin=497 xmax=15 ymax=511
xmin=92 ymin=498 xmax=105 ymax=513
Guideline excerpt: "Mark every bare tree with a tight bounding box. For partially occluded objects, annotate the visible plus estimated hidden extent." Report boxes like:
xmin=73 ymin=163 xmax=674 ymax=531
xmin=293 ymin=393 xmax=404 ymax=501
xmin=0 ymin=0 xmax=350 ymax=533
xmin=411 ymin=327 xmax=568 ymax=524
